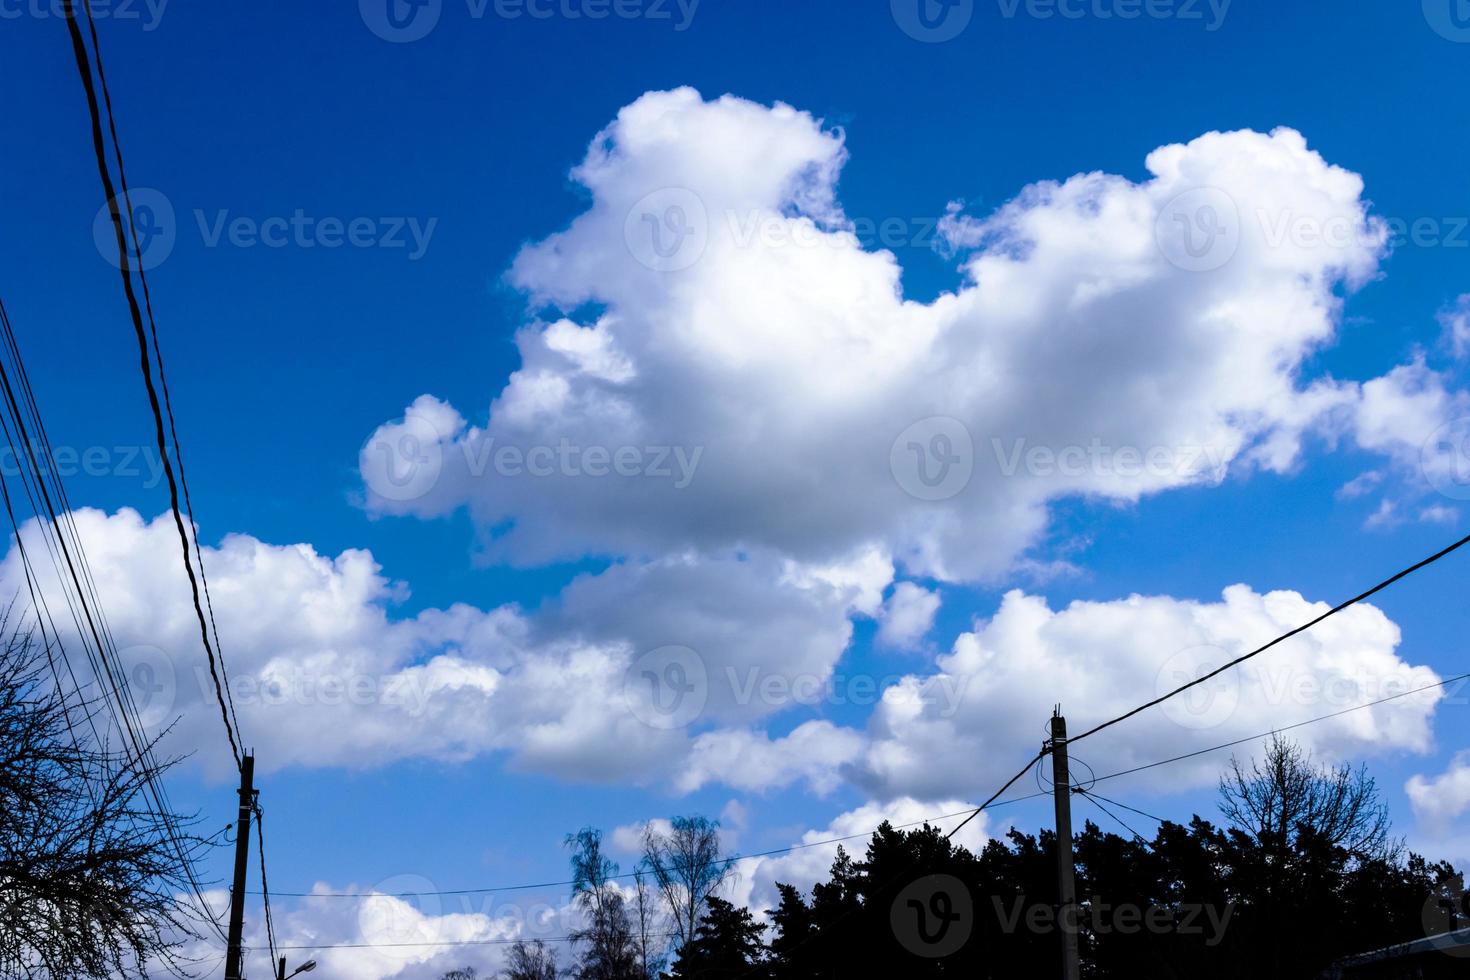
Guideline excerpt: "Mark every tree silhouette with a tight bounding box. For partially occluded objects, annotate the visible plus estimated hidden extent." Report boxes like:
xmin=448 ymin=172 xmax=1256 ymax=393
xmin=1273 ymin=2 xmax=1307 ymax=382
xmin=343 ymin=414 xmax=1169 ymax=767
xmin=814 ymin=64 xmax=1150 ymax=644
xmin=557 ymin=743 xmax=1464 ymax=978
xmin=667 ymin=897 xmax=769 ymax=979
xmin=641 ymin=816 xmax=730 ymax=952
xmin=504 ymin=940 xmax=560 ymax=980
xmin=565 ymin=828 xmax=640 ymax=980
xmin=0 ymin=624 xmax=214 ymax=978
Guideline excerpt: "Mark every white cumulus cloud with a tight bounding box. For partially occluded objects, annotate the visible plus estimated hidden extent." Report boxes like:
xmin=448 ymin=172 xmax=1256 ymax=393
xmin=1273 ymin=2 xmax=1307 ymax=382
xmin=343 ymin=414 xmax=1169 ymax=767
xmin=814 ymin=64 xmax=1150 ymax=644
xmin=362 ymin=89 xmax=1462 ymax=586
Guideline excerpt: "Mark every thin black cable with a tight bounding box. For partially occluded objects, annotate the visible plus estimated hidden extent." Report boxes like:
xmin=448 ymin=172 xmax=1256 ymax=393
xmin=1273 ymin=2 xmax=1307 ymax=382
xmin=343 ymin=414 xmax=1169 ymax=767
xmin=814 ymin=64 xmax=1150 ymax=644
xmin=0 ymin=298 xmax=225 ymax=938
xmin=78 ymin=0 xmax=244 ymax=747
xmin=0 ymin=295 xmax=135 ymax=719
xmin=67 ymin=0 xmax=242 ymax=769
xmin=267 ymin=671 xmax=1468 ymax=901
xmin=3 ymin=299 xmax=223 ymax=934
xmin=262 ymin=803 xmax=1012 ymax=899
xmin=947 ymin=748 xmax=1050 ymax=840
xmin=1087 ymin=670 xmax=1469 ymax=788
xmin=1071 ymin=531 xmax=1470 ymax=745
xmin=1075 ymin=788 xmax=1166 ymax=825
xmin=1076 ymin=789 xmax=1151 ymax=846
xmin=255 ymin=803 xmax=280 ymax=967
xmin=61 ymin=0 xmax=241 ymax=770
xmin=0 ymin=410 xmax=100 ymax=753
xmin=1037 ymin=753 xmax=1095 ymax=794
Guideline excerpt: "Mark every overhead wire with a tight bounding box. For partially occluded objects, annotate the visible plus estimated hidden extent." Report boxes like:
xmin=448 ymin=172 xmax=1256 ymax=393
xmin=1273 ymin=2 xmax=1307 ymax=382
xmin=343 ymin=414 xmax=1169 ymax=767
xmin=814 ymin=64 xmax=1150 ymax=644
xmin=60 ymin=0 xmax=242 ymax=769
xmin=1075 ymin=789 xmax=1166 ymax=826
xmin=0 ymin=295 xmax=226 ymax=939
xmin=75 ymin=0 xmax=245 ymax=748
xmin=255 ymin=803 xmax=280 ymax=969
xmin=266 ymin=668 xmax=1470 ymax=903
xmin=1069 ymin=532 xmax=1470 ymax=746
xmin=1076 ymin=789 xmax=1152 ymax=847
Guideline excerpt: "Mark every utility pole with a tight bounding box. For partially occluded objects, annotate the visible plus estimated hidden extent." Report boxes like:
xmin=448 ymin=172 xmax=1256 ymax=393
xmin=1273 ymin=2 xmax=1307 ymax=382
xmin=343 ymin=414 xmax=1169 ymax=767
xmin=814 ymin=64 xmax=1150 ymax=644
xmin=277 ymin=956 xmax=286 ymax=980
xmin=225 ymin=753 xmax=256 ymax=980
xmin=1049 ymin=711 xmax=1081 ymax=980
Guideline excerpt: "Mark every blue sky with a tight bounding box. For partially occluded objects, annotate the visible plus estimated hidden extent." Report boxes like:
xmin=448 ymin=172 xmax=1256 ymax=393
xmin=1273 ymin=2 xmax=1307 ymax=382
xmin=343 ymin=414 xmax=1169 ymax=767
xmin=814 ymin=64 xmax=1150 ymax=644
xmin=2 ymin=1 xmax=1469 ymax=976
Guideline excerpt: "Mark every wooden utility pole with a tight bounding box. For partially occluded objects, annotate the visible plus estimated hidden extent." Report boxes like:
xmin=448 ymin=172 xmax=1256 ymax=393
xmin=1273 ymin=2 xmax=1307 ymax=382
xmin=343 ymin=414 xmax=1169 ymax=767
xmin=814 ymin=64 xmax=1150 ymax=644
xmin=1049 ymin=712 xmax=1082 ymax=980
xmin=224 ymin=753 xmax=256 ymax=980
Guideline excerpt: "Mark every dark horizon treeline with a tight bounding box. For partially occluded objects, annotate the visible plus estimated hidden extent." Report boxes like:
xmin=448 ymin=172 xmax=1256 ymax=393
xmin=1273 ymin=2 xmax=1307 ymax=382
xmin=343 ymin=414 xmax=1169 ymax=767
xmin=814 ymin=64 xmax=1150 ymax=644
xmin=459 ymin=737 xmax=1466 ymax=980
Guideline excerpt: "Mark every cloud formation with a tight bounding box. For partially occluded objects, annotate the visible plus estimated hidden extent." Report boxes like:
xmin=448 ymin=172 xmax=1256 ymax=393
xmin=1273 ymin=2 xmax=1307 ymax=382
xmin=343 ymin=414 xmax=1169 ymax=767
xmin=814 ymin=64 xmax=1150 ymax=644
xmin=363 ymin=88 xmax=1461 ymax=582
xmin=857 ymin=586 xmax=1443 ymax=802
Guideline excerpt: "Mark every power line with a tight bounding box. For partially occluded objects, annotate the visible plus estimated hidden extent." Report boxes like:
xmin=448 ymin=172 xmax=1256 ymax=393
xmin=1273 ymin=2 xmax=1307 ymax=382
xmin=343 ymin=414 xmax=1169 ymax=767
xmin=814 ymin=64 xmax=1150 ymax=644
xmin=947 ymin=748 xmax=1050 ymax=840
xmin=255 ymin=803 xmax=280 ymax=968
xmin=74 ymin=0 xmax=245 ymax=751
xmin=265 ymin=669 xmax=1469 ymax=902
xmin=260 ymin=804 xmax=1008 ymax=899
xmin=0 ymin=295 xmax=226 ymax=940
xmin=256 ymin=673 xmax=1466 ymax=954
xmin=279 ymin=755 xmax=1059 ymax=956
xmin=1075 ymin=788 xmax=1165 ymax=826
xmin=61 ymin=0 xmax=243 ymax=770
xmin=1085 ymin=670 xmax=1469 ymax=788
xmin=1070 ymin=531 xmax=1470 ymax=746
xmin=1076 ymin=789 xmax=1151 ymax=846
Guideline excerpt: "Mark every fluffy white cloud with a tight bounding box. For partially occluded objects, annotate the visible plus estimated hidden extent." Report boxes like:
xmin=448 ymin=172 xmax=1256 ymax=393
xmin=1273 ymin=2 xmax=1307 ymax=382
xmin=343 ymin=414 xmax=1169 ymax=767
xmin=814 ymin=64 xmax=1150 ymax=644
xmin=721 ymin=798 xmax=988 ymax=915
xmin=11 ymin=510 xmax=1444 ymax=811
xmin=345 ymin=91 xmax=1467 ymax=802
xmin=1405 ymin=753 xmax=1470 ymax=866
xmin=27 ymin=91 xmax=1468 ymax=819
xmin=610 ymin=818 xmax=674 ymax=855
xmin=877 ymin=582 xmax=941 ymax=649
xmin=1340 ymin=358 xmax=1468 ymax=467
xmin=362 ymin=88 xmax=1454 ymax=584
xmin=1407 ymin=753 xmax=1470 ymax=833
xmin=211 ymin=883 xmax=584 ymax=980
xmin=857 ymin=586 xmax=1443 ymax=802
xmin=0 ymin=508 xmax=860 ymax=793
xmin=538 ymin=548 xmax=889 ymax=725
xmin=677 ymin=721 xmax=864 ymax=795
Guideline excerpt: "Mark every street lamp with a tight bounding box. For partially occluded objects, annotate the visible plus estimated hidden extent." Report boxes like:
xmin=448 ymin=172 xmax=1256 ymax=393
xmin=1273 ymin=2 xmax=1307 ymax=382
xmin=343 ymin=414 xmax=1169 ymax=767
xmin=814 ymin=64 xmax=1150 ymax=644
xmin=277 ymin=958 xmax=316 ymax=980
